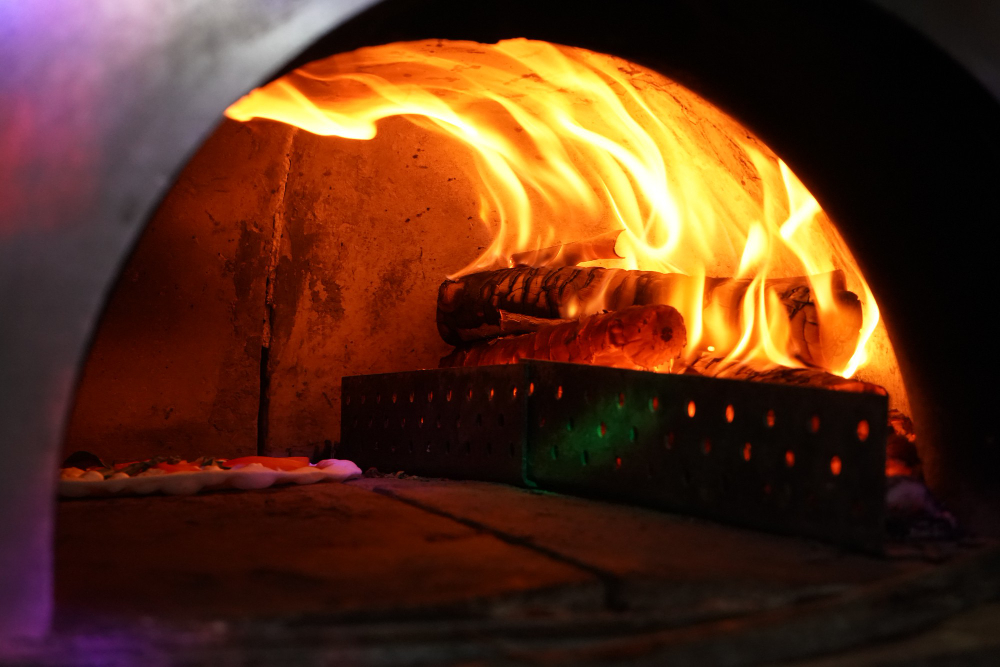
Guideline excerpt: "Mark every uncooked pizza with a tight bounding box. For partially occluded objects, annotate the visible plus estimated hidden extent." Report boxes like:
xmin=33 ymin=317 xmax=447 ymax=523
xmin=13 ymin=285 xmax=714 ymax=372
xmin=58 ymin=453 xmax=360 ymax=498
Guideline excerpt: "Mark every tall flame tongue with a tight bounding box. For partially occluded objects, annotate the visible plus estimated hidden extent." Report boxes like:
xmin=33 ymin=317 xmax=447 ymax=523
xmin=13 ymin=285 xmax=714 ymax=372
xmin=226 ymin=38 xmax=878 ymax=378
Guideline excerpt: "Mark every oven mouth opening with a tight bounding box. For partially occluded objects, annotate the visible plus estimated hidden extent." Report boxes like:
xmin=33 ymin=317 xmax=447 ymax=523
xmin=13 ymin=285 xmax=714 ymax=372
xmin=62 ymin=37 xmax=925 ymax=546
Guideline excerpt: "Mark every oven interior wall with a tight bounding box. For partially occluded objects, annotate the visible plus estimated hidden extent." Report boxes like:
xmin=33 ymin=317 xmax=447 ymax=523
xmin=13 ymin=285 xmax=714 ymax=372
xmin=64 ymin=115 xmax=497 ymax=460
xmin=64 ymin=121 xmax=292 ymax=461
xmin=261 ymin=116 xmax=492 ymax=456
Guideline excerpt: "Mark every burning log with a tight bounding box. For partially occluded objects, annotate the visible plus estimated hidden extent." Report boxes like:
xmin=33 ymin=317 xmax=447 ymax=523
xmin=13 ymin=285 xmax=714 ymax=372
xmin=440 ymin=304 xmax=686 ymax=371
xmin=687 ymin=357 xmax=887 ymax=395
xmin=437 ymin=266 xmax=862 ymax=370
xmin=508 ymin=230 xmax=624 ymax=268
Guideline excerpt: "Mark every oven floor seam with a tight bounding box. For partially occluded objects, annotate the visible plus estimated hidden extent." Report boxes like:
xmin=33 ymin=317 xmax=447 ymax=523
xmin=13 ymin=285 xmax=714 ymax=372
xmin=367 ymin=483 xmax=627 ymax=611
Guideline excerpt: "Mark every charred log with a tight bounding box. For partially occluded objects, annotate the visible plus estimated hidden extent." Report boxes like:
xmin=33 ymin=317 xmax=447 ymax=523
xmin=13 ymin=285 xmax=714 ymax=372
xmin=447 ymin=310 xmax=574 ymax=342
xmin=437 ymin=266 xmax=862 ymax=370
xmin=686 ymin=356 xmax=887 ymax=394
xmin=441 ymin=304 xmax=686 ymax=371
xmin=886 ymin=408 xmax=922 ymax=478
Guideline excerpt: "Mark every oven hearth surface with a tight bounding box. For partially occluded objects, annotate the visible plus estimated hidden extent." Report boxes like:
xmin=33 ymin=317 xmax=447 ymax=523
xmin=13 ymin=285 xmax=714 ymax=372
xmin=49 ymin=480 xmax=1000 ymax=666
xmin=340 ymin=361 xmax=887 ymax=552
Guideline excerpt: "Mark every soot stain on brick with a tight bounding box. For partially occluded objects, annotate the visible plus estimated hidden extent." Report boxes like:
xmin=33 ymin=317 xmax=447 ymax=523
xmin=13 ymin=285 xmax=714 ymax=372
xmin=270 ymin=235 xmax=310 ymax=350
xmin=231 ymin=222 xmax=267 ymax=322
xmin=308 ymin=273 xmax=345 ymax=325
xmin=273 ymin=185 xmax=350 ymax=349
xmin=368 ymin=249 xmax=421 ymax=336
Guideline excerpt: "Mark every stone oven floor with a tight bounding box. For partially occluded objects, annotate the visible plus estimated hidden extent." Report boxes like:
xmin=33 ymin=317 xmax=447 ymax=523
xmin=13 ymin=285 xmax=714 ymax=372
xmin=36 ymin=478 xmax=1000 ymax=664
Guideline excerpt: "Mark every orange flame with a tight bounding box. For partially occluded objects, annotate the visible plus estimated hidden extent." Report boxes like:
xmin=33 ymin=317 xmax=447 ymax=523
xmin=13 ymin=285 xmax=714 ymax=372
xmin=226 ymin=39 xmax=878 ymax=377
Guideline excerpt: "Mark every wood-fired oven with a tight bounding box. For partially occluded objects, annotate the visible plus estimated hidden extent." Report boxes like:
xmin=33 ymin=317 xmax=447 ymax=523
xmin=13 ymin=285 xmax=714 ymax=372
xmin=2 ymin=1 xmax=1000 ymax=663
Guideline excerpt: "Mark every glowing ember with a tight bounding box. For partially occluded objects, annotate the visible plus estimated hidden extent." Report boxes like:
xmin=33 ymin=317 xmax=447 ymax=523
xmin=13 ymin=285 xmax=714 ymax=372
xmin=226 ymin=39 xmax=879 ymax=377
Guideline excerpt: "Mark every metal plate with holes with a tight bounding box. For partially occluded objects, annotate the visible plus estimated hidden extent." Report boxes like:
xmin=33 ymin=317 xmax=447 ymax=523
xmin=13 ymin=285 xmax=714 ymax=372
xmin=340 ymin=361 xmax=887 ymax=552
xmin=525 ymin=362 xmax=887 ymax=553
xmin=339 ymin=365 xmax=528 ymax=484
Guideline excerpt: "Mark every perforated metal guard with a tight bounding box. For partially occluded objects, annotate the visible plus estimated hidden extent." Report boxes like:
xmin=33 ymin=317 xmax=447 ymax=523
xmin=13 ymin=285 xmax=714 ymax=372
xmin=340 ymin=361 xmax=887 ymax=552
xmin=340 ymin=365 xmax=527 ymax=484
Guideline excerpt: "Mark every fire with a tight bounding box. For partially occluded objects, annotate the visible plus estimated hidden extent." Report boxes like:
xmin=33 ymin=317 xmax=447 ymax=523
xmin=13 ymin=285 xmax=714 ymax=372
xmin=225 ymin=39 xmax=878 ymax=377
